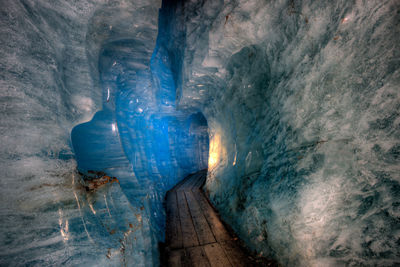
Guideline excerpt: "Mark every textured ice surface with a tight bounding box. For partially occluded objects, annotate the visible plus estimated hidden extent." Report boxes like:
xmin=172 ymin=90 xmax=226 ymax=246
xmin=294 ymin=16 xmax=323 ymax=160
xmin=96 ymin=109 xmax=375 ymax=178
xmin=0 ymin=0 xmax=179 ymax=265
xmin=163 ymin=0 xmax=400 ymax=266
xmin=2 ymin=0 xmax=400 ymax=266
xmin=71 ymin=41 xmax=209 ymax=261
xmin=71 ymin=0 xmax=209 ymax=265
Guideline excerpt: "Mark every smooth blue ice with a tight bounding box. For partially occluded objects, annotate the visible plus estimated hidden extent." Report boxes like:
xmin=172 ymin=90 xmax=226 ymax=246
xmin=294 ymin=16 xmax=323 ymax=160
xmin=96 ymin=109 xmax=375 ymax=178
xmin=1 ymin=0 xmax=206 ymax=266
xmin=71 ymin=2 xmax=209 ymax=266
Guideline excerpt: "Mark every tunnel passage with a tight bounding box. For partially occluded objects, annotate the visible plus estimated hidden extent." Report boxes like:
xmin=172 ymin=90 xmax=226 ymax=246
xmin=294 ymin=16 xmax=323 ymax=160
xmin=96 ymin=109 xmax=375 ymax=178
xmin=1 ymin=0 xmax=399 ymax=266
xmin=71 ymin=24 xmax=209 ymax=263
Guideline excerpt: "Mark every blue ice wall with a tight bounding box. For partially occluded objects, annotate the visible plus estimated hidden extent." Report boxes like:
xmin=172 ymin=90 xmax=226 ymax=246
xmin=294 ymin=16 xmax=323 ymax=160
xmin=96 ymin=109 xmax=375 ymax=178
xmin=0 ymin=0 xmax=170 ymax=266
xmin=163 ymin=0 xmax=400 ymax=266
xmin=2 ymin=0 xmax=399 ymax=266
xmin=71 ymin=2 xmax=209 ymax=264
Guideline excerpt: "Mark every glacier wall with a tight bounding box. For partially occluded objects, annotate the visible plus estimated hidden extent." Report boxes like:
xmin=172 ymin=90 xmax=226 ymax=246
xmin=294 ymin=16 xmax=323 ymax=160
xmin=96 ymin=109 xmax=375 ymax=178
xmin=0 ymin=0 xmax=192 ymax=265
xmin=1 ymin=0 xmax=399 ymax=266
xmin=71 ymin=10 xmax=209 ymax=257
xmin=1 ymin=0 xmax=210 ymax=265
xmin=163 ymin=0 xmax=400 ymax=266
xmin=1 ymin=1 xmax=106 ymax=265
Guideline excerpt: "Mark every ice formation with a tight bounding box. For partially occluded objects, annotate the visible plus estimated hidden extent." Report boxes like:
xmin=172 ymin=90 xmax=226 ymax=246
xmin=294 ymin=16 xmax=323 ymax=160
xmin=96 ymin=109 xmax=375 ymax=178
xmin=165 ymin=0 xmax=400 ymax=266
xmin=1 ymin=0 xmax=400 ymax=266
xmin=1 ymin=0 xmax=208 ymax=265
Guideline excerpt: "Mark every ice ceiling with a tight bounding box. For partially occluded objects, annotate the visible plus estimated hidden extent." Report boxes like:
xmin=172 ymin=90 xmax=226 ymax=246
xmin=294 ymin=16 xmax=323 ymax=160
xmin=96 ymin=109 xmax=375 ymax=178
xmin=1 ymin=0 xmax=399 ymax=266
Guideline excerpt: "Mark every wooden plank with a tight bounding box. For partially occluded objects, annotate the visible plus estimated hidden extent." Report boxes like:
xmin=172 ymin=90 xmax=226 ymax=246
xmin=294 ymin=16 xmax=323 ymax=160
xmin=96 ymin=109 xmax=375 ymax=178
xmin=192 ymin=188 xmax=231 ymax=242
xmin=166 ymin=191 xmax=183 ymax=249
xmin=192 ymin=173 xmax=203 ymax=189
xmin=166 ymin=170 xmax=261 ymax=267
xmin=168 ymin=249 xmax=183 ymax=267
xmin=219 ymin=240 xmax=249 ymax=267
xmin=187 ymin=246 xmax=211 ymax=267
xmin=192 ymin=172 xmax=206 ymax=189
xmin=179 ymin=173 xmax=200 ymax=191
xmin=203 ymin=243 xmax=232 ymax=267
xmin=183 ymin=173 xmax=196 ymax=186
xmin=176 ymin=190 xmax=199 ymax=247
xmin=168 ymin=249 xmax=193 ymax=267
xmin=173 ymin=174 xmax=193 ymax=192
xmin=190 ymin=173 xmax=203 ymax=190
xmin=185 ymin=191 xmax=216 ymax=245
xmin=190 ymin=172 xmax=203 ymax=190
xmin=184 ymin=169 xmax=207 ymax=191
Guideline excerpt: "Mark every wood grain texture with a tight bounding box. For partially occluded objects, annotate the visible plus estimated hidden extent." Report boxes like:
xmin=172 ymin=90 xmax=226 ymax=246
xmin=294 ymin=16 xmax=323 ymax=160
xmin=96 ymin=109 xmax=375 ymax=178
xmin=164 ymin=169 xmax=257 ymax=267
xmin=185 ymin=190 xmax=216 ymax=245
xmin=203 ymin=243 xmax=231 ymax=267
xmin=177 ymin=189 xmax=199 ymax=248
xmin=166 ymin=191 xmax=183 ymax=249
xmin=187 ymin=246 xmax=211 ymax=267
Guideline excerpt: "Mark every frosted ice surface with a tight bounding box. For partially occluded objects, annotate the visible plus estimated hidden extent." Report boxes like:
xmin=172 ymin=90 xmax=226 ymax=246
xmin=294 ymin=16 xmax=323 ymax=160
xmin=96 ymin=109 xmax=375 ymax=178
xmin=0 ymin=0 xmax=181 ymax=266
xmin=165 ymin=0 xmax=400 ymax=266
xmin=1 ymin=0 xmax=399 ymax=266
xmin=71 ymin=0 xmax=209 ymax=265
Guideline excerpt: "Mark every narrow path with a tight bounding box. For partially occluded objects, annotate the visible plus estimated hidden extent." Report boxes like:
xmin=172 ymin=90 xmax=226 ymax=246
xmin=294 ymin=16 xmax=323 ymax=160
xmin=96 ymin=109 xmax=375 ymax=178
xmin=164 ymin=170 xmax=257 ymax=267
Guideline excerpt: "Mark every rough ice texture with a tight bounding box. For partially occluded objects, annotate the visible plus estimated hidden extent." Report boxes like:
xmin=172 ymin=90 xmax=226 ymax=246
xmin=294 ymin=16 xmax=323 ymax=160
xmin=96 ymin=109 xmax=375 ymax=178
xmin=2 ymin=0 xmax=400 ymax=266
xmin=1 ymin=0 xmax=211 ymax=265
xmin=164 ymin=0 xmax=400 ymax=266
xmin=71 ymin=15 xmax=209 ymax=261
xmin=0 ymin=0 xmax=169 ymax=266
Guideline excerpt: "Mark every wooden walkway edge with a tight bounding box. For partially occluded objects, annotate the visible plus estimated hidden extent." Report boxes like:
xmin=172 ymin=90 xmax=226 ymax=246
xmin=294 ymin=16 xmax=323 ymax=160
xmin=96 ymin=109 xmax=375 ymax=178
xmin=163 ymin=169 xmax=275 ymax=267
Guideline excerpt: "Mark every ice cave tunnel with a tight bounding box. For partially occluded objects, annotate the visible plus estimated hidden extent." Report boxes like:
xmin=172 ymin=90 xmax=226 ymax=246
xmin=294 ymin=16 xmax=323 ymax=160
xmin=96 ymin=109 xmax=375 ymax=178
xmin=1 ymin=0 xmax=399 ymax=266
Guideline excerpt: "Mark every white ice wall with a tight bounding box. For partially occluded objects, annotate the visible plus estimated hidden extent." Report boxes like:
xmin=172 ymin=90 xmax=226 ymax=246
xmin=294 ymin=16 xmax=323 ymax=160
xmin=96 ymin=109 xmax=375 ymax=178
xmin=168 ymin=0 xmax=400 ymax=265
xmin=0 ymin=0 xmax=161 ymax=265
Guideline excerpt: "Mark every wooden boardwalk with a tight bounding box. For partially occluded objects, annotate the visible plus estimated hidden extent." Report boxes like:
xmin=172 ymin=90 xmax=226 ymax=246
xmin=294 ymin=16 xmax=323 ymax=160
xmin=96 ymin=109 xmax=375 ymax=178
xmin=164 ymin=169 xmax=256 ymax=267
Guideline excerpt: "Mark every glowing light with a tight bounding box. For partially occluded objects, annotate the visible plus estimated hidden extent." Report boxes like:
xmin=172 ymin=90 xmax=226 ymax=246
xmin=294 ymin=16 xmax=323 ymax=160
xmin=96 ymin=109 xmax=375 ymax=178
xmin=107 ymin=88 xmax=110 ymax=102
xmin=233 ymin=144 xmax=237 ymax=166
xmin=209 ymin=152 xmax=218 ymax=167
xmin=208 ymin=132 xmax=226 ymax=169
xmin=112 ymin=123 xmax=116 ymax=132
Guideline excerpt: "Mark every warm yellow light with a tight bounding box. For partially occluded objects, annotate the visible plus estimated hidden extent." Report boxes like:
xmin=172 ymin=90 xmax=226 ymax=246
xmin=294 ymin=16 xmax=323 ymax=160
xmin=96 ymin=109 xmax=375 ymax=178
xmin=208 ymin=133 xmax=226 ymax=169
xmin=208 ymin=152 xmax=218 ymax=167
